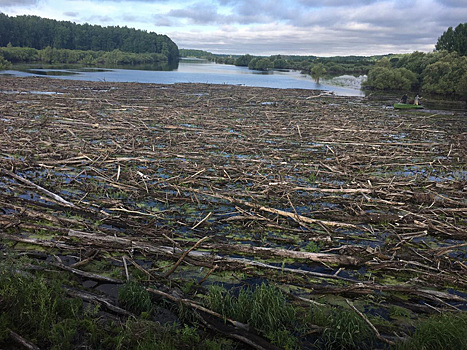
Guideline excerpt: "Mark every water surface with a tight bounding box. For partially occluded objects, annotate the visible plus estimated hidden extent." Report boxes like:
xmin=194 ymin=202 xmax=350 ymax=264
xmin=3 ymin=60 xmax=364 ymax=96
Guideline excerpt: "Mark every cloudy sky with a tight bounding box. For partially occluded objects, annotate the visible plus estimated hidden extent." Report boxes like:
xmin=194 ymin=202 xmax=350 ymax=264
xmin=1 ymin=0 xmax=466 ymax=56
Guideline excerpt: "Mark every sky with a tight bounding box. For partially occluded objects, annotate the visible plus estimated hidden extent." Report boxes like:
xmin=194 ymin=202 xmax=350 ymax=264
xmin=1 ymin=0 xmax=466 ymax=57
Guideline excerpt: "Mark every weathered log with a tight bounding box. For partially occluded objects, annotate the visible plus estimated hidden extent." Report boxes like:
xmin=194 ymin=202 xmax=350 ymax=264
xmin=202 ymin=243 xmax=361 ymax=265
xmin=146 ymin=287 xmax=282 ymax=350
xmin=0 ymin=168 xmax=75 ymax=207
xmin=64 ymin=287 xmax=131 ymax=316
xmin=346 ymin=299 xmax=395 ymax=346
xmin=49 ymin=261 xmax=124 ymax=284
xmin=164 ymin=236 xmax=211 ymax=278
xmin=8 ymin=329 xmax=40 ymax=350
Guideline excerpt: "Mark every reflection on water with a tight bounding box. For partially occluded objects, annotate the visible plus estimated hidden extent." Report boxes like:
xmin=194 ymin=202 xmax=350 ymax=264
xmin=3 ymin=60 xmax=364 ymax=96
xmin=25 ymin=69 xmax=79 ymax=76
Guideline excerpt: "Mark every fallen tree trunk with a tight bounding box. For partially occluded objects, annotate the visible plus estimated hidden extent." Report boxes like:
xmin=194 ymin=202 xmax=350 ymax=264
xmin=202 ymin=243 xmax=361 ymax=265
xmin=0 ymin=168 xmax=76 ymax=207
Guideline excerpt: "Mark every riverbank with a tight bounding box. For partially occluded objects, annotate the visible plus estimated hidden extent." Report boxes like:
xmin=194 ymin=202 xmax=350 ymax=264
xmin=1 ymin=77 xmax=466 ymax=349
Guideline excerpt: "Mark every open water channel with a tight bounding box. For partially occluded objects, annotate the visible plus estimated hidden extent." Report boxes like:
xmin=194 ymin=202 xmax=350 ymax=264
xmin=2 ymin=58 xmax=365 ymax=96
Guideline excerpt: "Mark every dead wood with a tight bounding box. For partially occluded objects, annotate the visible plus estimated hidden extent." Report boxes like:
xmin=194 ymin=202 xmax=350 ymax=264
xmin=8 ymin=329 xmax=40 ymax=350
xmin=49 ymin=261 xmax=124 ymax=284
xmin=164 ymin=235 xmax=211 ymax=277
xmin=64 ymin=287 xmax=131 ymax=316
xmin=345 ymin=299 xmax=395 ymax=346
xmin=0 ymin=168 xmax=75 ymax=207
xmin=1 ymin=77 xmax=466 ymax=347
xmin=146 ymin=287 xmax=281 ymax=350
xmin=202 ymin=243 xmax=361 ymax=265
xmin=180 ymin=187 xmax=358 ymax=229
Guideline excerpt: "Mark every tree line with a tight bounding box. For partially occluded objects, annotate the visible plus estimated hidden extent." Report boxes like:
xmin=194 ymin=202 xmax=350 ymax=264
xmin=363 ymin=23 xmax=467 ymax=98
xmin=0 ymin=44 xmax=177 ymax=70
xmin=0 ymin=14 xmax=179 ymax=66
xmin=180 ymin=49 xmax=377 ymax=77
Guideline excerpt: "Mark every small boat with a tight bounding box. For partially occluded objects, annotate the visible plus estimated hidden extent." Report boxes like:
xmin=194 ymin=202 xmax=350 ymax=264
xmin=394 ymin=103 xmax=424 ymax=109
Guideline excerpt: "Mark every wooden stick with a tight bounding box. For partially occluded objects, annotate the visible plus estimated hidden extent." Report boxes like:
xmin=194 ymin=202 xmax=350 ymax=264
xmin=49 ymin=262 xmax=124 ymax=284
xmin=70 ymin=250 xmax=99 ymax=268
xmin=8 ymin=329 xmax=40 ymax=350
xmin=202 ymin=243 xmax=361 ymax=265
xmin=345 ymin=299 xmax=395 ymax=346
xmin=164 ymin=236 xmax=210 ymax=278
xmin=192 ymin=211 xmax=212 ymax=230
xmin=1 ymin=168 xmax=75 ymax=207
xmin=198 ymin=264 xmax=218 ymax=285
xmin=183 ymin=187 xmax=357 ymax=228
xmin=123 ymin=256 xmax=129 ymax=282
xmin=146 ymin=287 xmax=249 ymax=331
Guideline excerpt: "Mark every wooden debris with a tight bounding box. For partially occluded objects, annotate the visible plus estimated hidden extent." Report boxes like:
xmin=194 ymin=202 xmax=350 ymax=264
xmin=0 ymin=77 xmax=466 ymax=348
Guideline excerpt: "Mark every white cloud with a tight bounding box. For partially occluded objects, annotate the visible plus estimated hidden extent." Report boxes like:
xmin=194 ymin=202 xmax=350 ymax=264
xmin=1 ymin=0 xmax=466 ymax=56
xmin=0 ymin=0 xmax=39 ymax=5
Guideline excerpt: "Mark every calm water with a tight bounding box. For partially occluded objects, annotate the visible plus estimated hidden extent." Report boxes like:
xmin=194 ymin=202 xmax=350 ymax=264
xmin=3 ymin=59 xmax=364 ymax=96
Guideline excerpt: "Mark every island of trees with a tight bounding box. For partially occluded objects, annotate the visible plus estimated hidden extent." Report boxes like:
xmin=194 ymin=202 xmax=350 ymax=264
xmin=0 ymin=14 xmax=179 ymax=69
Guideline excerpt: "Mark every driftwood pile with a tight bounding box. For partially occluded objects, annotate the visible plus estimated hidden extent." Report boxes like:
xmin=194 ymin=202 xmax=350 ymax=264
xmin=0 ymin=76 xmax=466 ymax=347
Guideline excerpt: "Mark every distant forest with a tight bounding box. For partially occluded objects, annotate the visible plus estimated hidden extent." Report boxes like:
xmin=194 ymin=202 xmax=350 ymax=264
xmin=179 ymin=48 xmax=378 ymax=76
xmin=0 ymin=14 xmax=179 ymax=64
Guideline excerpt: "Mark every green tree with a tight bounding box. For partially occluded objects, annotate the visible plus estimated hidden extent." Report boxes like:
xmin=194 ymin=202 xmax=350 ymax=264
xmin=421 ymin=52 xmax=467 ymax=96
xmin=273 ymin=58 xmax=288 ymax=69
xmin=39 ymin=46 xmax=54 ymax=63
xmin=0 ymin=55 xmax=11 ymax=70
xmin=375 ymin=57 xmax=392 ymax=68
xmin=396 ymin=51 xmax=432 ymax=74
xmin=0 ymin=14 xmax=179 ymax=63
xmin=363 ymin=67 xmax=417 ymax=90
xmin=311 ymin=63 xmax=326 ymax=83
xmin=235 ymin=54 xmax=254 ymax=66
xmin=457 ymin=72 xmax=467 ymax=96
xmin=436 ymin=23 xmax=467 ymax=56
xmin=255 ymin=58 xmax=272 ymax=71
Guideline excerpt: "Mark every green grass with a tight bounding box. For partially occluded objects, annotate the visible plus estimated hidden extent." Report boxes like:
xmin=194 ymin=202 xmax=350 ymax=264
xmin=0 ymin=256 xmax=235 ymax=349
xmin=118 ymin=282 xmax=153 ymax=315
xmin=321 ymin=309 xmax=374 ymax=350
xmin=207 ymin=282 xmax=298 ymax=348
xmin=396 ymin=312 xmax=467 ymax=350
xmin=0 ymin=268 xmax=89 ymax=348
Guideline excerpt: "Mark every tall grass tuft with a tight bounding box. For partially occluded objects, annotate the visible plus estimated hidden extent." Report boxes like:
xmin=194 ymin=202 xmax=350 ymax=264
xmin=118 ymin=282 xmax=153 ymax=315
xmin=396 ymin=312 xmax=467 ymax=350
xmin=320 ymin=308 xmax=375 ymax=350
xmin=207 ymin=283 xmax=297 ymax=348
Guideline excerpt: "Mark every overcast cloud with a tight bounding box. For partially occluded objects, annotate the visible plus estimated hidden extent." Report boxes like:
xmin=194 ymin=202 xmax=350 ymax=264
xmin=1 ymin=0 xmax=466 ymax=56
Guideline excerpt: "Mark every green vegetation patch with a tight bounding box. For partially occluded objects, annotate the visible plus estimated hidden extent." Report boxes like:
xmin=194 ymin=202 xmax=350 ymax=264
xmin=397 ymin=312 xmax=467 ymax=350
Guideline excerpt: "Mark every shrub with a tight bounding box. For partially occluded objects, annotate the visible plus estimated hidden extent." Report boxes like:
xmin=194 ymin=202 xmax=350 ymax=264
xmin=363 ymin=66 xmax=417 ymax=90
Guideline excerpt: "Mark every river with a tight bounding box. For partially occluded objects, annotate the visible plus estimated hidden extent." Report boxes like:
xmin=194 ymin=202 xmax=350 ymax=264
xmin=2 ymin=59 xmax=365 ymax=97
